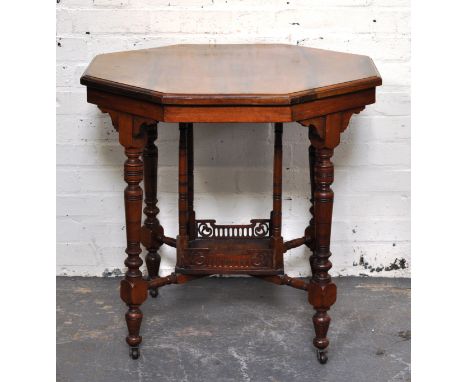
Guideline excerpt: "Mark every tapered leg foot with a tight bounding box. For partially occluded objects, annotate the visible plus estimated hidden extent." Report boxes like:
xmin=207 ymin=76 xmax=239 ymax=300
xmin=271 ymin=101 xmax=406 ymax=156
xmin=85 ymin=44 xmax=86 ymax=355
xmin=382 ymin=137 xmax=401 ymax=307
xmin=309 ymin=282 xmax=336 ymax=362
xmin=125 ymin=306 xmax=143 ymax=344
xmin=145 ymin=251 xmax=161 ymax=298
xmin=121 ymin=278 xmax=147 ymax=359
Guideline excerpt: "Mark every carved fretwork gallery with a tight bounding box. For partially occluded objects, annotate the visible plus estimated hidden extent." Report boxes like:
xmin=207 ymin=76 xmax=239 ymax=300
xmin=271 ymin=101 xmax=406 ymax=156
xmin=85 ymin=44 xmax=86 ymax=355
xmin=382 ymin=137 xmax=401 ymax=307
xmin=81 ymin=44 xmax=381 ymax=364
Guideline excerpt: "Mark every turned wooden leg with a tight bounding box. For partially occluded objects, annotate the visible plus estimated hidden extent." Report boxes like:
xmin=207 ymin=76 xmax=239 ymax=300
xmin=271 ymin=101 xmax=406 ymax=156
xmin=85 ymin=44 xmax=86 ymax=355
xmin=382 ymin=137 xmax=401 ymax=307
xmin=307 ymin=144 xmax=337 ymax=364
xmin=271 ymin=123 xmax=284 ymax=269
xmin=305 ymin=143 xmax=316 ymax=272
xmin=176 ymin=123 xmax=190 ymax=267
xmin=187 ymin=123 xmax=196 ymax=239
xmin=120 ymin=145 xmax=148 ymax=360
xmin=141 ymin=124 xmax=164 ymax=298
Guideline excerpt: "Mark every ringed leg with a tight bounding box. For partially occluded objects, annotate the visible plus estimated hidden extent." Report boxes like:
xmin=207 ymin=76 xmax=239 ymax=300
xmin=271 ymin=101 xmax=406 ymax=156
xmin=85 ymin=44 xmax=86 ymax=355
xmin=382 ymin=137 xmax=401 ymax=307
xmin=308 ymin=146 xmax=337 ymax=364
xmin=141 ymin=123 xmax=164 ymax=298
xmin=271 ymin=123 xmax=284 ymax=269
xmin=305 ymin=141 xmax=316 ymax=274
xmin=187 ymin=123 xmax=196 ymax=239
xmin=176 ymin=123 xmax=190 ymax=268
xmin=120 ymin=145 xmax=148 ymax=360
xmin=300 ymin=110 xmax=364 ymax=363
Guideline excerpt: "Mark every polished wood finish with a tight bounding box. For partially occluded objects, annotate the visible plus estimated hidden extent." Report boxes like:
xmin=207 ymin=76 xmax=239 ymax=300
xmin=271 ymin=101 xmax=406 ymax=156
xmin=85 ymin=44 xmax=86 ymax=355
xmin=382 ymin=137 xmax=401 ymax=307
xmin=176 ymin=123 xmax=190 ymax=270
xmin=309 ymin=147 xmax=336 ymax=364
xmin=141 ymin=123 xmax=163 ymax=298
xmin=271 ymin=123 xmax=284 ymax=270
xmin=255 ymin=274 xmax=309 ymax=291
xmin=116 ymin=114 xmax=151 ymax=359
xmin=81 ymin=44 xmax=380 ymax=106
xmin=86 ymin=86 xmax=375 ymax=123
xmin=187 ymin=123 xmax=196 ymax=240
xmin=81 ymin=44 xmax=381 ymax=364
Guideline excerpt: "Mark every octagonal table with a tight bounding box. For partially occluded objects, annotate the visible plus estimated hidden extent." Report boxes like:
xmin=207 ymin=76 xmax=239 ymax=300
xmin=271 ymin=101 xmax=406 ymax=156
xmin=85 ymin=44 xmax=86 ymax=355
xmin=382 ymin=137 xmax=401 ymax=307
xmin=80 ymin=44 xmax=382 ymax=364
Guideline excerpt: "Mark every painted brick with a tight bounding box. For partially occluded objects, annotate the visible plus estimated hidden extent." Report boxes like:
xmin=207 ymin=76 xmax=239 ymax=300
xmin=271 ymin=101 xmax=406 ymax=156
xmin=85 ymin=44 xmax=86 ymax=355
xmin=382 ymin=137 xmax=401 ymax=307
xmin=56 ymin=36 xmax=129 ymax=62
xmin=71 ymin=10 xmax=152 ymax=34
xmin=344 ymin=116 xmax=411 ymax=143
xmin=57 ymin=168 xmax=82 ymax=194
xmin=375 ymin=61 xmax=410 ymax=87
xmin=338 ymin=168 xmax=411 ymax=193
xmin=92 ymin=0 xmax=130 ymax=6
xmin=57 ymin=115 xmax=117 ymax=143
xmin=275 ymin=8 xmax=410 ymax=35
xmin=366 ymin=91 xmax=411 ymax=116
xmin=294 ymin=35 xmax=410 ymax=63
xmin=289 ymin=193 xmax=410 ymax=218
xmin=57 ymin=242 xmax=98 ymax=266
xmin=56 ymin=91 xmax=99 ymax=116
xmin=285 ymin=241 xmax=410 ymax=278
xmin=291 ymin=142 xmax=410 ymax=167
xmin=56 ymin=143 xmax=125 ymax=166
xmin=57 ymin=168 xmax=123 ymax=193
xmin=371 ymin=0 xmax=409 ymax=6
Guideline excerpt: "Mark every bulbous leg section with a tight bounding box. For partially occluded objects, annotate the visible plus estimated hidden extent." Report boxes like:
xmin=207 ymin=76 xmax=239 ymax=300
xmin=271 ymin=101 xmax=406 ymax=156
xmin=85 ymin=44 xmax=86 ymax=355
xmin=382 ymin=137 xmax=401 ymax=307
xmin=145 ymin=250 xmax=161 ymax=298
xmin=311 ymin=307 xmax=333 ymax=363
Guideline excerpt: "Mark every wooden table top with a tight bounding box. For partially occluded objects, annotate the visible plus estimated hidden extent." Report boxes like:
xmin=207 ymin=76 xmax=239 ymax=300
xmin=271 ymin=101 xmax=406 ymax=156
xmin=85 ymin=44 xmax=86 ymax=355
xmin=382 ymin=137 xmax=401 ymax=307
xmin=81 ymin=44 xmax=381 ymax=106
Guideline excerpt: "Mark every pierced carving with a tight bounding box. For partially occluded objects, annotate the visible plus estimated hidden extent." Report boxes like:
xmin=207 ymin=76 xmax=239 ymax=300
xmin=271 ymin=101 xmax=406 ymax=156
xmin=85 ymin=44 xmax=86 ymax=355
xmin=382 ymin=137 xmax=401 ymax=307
xmin=340 ymin=106 xmax=365 ymax=132
xmin=98 ymin=108 xmax=158 ymax=142
xmin=187 ymin=250 xmax=271 ymax=269
xmin=297 ymin=107 xmax=365 ymax=149
xmin=301 ymin=116 xmax=326 ymax=140
xmin=196 ymin=219 xmax=270 ymax=238
xmin=98 ymin=107 xmax=120 ymax=131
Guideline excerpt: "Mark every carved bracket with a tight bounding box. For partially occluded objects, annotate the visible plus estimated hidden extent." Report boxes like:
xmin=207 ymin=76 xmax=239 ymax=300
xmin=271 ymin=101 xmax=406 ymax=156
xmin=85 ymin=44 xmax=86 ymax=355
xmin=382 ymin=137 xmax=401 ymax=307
xmin=340 ymin=106 xmax=365 ymax=133
xmin=298 ymin=107 xmax=364 ymax=149
xmin=98 ymin=106 xmax=121 ymax=131
xmin=97 ymin=107 xmax=158 ymax=149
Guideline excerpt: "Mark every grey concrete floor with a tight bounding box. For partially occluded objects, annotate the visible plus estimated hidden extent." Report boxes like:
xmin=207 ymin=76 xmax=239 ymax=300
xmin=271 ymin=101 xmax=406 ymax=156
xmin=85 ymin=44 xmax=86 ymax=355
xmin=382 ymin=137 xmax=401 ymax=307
xmin=57 ymin=276 xmax=410 ymax=382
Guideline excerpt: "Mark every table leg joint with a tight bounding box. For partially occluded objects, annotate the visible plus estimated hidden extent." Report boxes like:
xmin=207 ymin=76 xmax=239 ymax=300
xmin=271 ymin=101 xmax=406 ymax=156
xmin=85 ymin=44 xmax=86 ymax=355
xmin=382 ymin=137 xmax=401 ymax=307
xmin=254 ymin=274 xmax=309 ymax=291
xmin=162 ymin=235 xmax=177 ymax=248
xmin=147 ymin=273 xmax=207 ymax=289
xmin=283 ymin=236 xmax=307 ymax=251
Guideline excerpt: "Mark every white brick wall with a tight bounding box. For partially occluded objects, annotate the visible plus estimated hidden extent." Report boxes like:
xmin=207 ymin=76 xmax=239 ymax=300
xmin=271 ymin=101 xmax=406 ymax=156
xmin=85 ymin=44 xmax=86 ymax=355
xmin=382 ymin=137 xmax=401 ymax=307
xmin=56 ymin=0 xmax=410 ymax=277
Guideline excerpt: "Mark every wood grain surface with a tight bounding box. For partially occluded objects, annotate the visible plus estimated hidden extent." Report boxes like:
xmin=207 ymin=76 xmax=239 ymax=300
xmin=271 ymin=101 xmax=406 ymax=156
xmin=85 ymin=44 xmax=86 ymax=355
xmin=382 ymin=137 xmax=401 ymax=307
xmin=81 ymin=44 xmax=381 ymax=106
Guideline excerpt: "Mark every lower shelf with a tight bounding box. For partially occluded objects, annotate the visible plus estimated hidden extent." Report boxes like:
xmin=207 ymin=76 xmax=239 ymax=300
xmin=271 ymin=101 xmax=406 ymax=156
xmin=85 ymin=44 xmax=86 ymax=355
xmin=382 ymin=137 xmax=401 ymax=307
xmin=176 ymin=237 xmax=283 ymax=275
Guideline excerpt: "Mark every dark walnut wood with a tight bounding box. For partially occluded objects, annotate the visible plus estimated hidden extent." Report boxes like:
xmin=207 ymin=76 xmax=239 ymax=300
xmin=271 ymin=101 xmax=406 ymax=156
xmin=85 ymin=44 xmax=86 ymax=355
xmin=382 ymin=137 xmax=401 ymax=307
xmin=81 ymin=43 xmax=381 ymax=363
